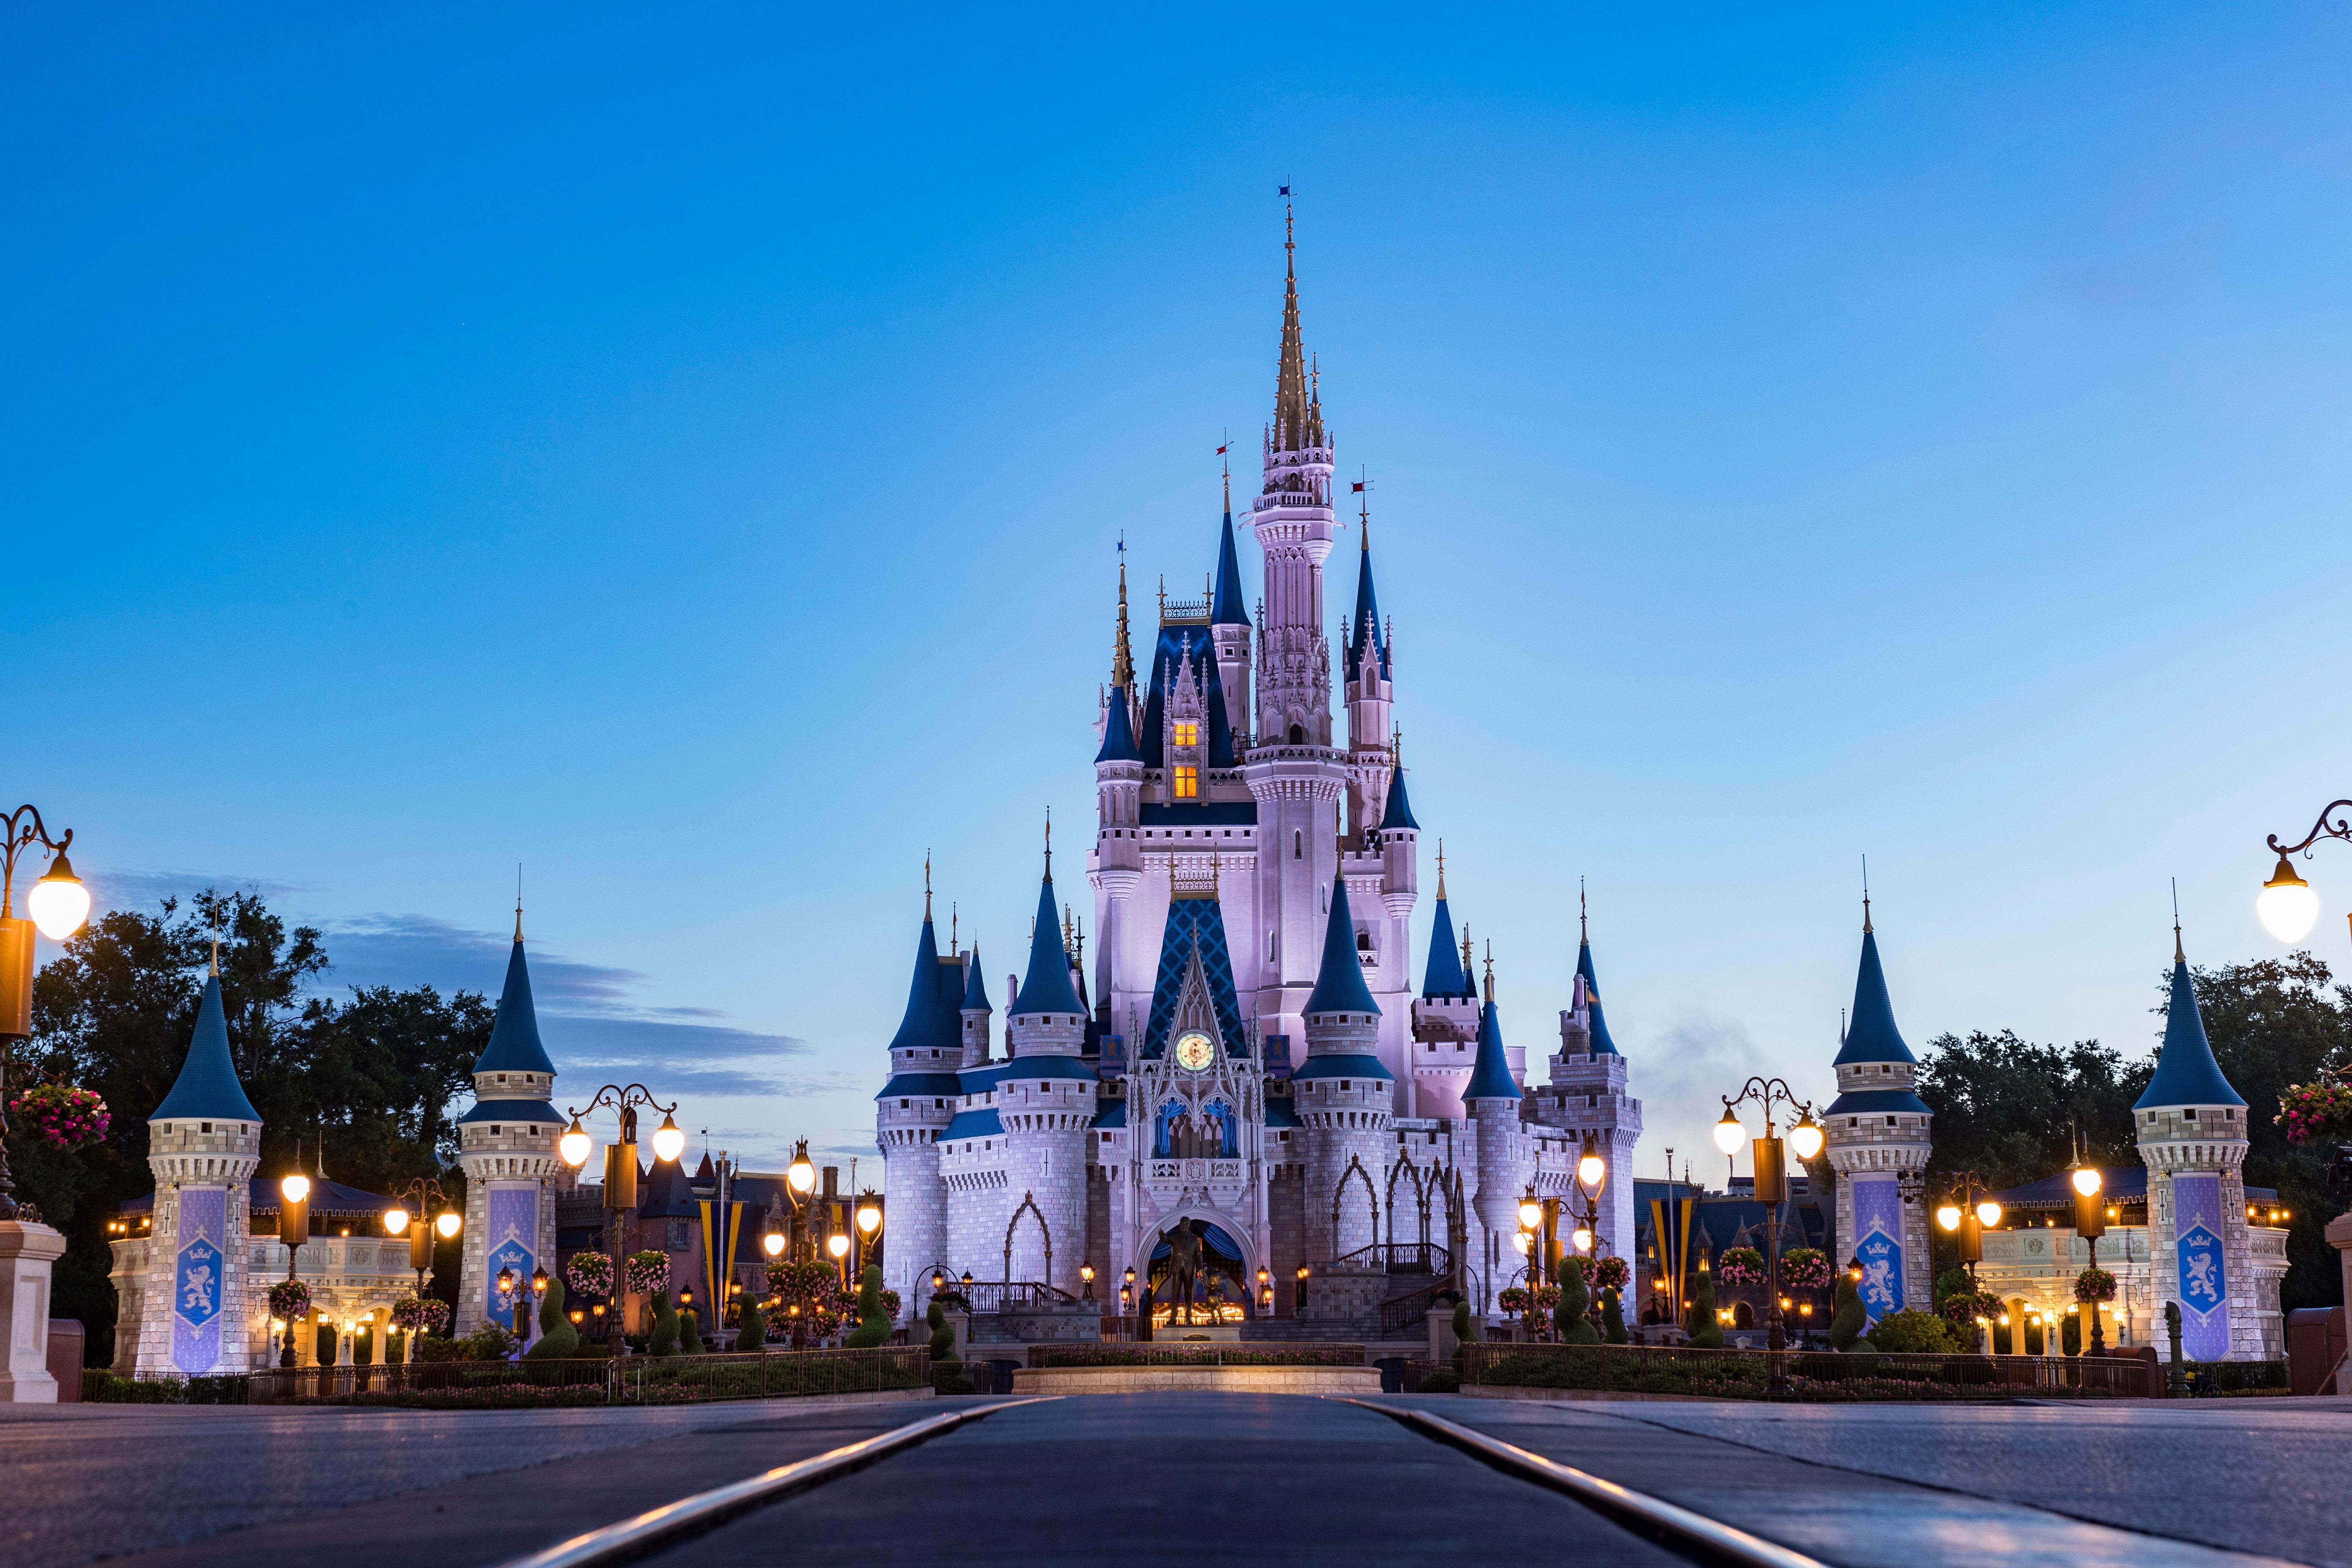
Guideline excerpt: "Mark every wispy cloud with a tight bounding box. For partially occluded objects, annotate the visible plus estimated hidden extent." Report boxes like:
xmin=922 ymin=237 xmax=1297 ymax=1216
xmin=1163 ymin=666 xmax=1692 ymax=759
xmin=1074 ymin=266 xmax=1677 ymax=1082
xmin=316 ymin=912 xmax=648 ymax=1007
xmin=92 ymin=868 xmax=317 ymax=909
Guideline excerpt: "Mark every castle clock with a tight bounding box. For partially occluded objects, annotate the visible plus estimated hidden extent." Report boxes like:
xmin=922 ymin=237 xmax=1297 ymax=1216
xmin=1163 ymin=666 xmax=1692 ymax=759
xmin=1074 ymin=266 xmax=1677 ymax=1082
xmin=1173 ymin=1031 xmax=1216 ymax=1073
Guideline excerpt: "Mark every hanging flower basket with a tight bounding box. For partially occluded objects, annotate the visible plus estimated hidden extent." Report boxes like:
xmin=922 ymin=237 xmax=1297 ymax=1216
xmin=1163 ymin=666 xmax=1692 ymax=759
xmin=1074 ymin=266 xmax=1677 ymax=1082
xmin=766 ymin=1258 xmax=837 ymax=1304
xmin=877 ymin=1289 xmax=901 ymax=1322
xmin=1778 ymin=1248 xmax=1831 ymax=1290
xmin=1592 ymin=1256 xmax=1631 ymax=1293
xmin=567 ymin=1252 xmax=614 ymax=1298
xmin=1498 ymin=1286 xmax=1531 ymax=1315
xmin=625 ymin=1250 xmax=670 ymax=1296
xmin=2277 ymin=1079 xmax=2352 ymax=1145
xmin=1533 ymin=1284 xmax=1562 ymax=1311
xmin=9 ymin=1084 xmax=109 ymax=1150
xmin=1717 ymin=1247 xmax=1767 ymax=1287
xmin=2074 ymin=1267 xmax=2118 ymax=1304
xmin=1561 ymin=1254 xmax=1598 ymax=1285
xmin=391 ymin=1296 xmax=450 ymax=1334
xmin=267 ymin=1279 xmax=313 ymax=1321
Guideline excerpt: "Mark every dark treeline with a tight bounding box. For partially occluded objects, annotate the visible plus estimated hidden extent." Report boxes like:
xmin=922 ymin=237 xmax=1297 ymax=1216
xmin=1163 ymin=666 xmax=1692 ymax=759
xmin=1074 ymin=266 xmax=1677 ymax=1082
xmin=1917 ymin=953 xmax=2350 ymax=1311
xmin=8 ymin=891 xmax=490 ymax=1362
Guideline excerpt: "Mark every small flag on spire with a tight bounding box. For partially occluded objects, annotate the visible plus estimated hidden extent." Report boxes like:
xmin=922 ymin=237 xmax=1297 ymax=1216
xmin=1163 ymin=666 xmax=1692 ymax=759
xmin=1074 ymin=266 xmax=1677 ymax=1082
xmin=1351 ymin=481 xmax=1365 ymax=492
xmin=1278 ymin=185 xmax=1290 ymax=196
xmin=1215 ymin=442 xmax=1228 ymax=455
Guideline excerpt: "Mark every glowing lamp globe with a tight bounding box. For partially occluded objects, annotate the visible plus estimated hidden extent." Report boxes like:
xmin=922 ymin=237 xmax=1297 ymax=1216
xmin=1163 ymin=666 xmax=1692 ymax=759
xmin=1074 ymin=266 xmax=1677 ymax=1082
xmin=25 ymin=852 xmax=91 ymax=941
xmin=558 ymin=1117 xmax=592 ymax=1168
xmin=1712 ymin=1110 xmax=1744 ymax=1156
xmin=1975 ymin=1200 xmax=2003 ymax=1228
xmin=1511 ymin=1230 xmax=1532 ymax=1255
xmin=2071 ymin=1166 xmax=2102 ymax=1198
xmin=1788 ymin=1114 xmax=1824 ymax=1162
xmin=787 ymin=1154 xmax=816 ymax=1193
xmin=857 ymin=1201 xmax=881 ymax=1235
xmin=383 ymin=1206 xmax=411 ymax=1235
xmin=650 ymin=1112 xmax=686 ymax=1164
xmin=1517 ymin=1195 xmax=1542 ymax=1230
xmin=1936 ymin=1203 xmax=1963 ymax=1233
xmin=436 ymin=1209 xmax=463 ymax=1239
xmin=2257 ymin=854 xmax=2320 ymax=944
xmin=280 ymin=1173 xmax=311 ymax=1204
xmin=1578 ymin=1150 xmax=1606 ymax=1188
xmin=762 ymin=1231 xmax=785 ymax=1258
xmin=827 ymin=1233 xmax=850 ymax=1260
xmin=1572 ymin=1226 xmax=1594 ymax=1254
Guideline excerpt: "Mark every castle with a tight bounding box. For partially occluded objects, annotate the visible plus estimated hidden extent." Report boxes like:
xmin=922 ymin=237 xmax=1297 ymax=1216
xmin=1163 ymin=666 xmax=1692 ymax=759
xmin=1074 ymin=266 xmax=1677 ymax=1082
xmin=875 ymin=212 xmax=1645 ymax=1328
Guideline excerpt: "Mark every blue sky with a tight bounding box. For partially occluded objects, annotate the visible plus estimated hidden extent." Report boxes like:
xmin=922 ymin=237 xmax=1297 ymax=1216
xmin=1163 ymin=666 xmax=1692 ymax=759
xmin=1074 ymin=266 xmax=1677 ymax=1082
xmin=13 ymin=5 xmax=2352 ymax=1180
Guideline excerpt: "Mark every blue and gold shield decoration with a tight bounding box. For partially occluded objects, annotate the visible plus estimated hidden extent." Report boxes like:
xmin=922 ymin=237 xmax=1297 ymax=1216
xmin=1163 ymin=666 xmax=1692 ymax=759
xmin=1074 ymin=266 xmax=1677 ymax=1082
xmin=171 ymin=1186 xmax=228 ymax=1375
xmin=2171 ymin=1171 xmax=2229 ymax=1361
xmin=1849 ymin=1174 xmax=1906 ymax=1325
xmin=485 ymin=1186 xmax=539 ymax=1335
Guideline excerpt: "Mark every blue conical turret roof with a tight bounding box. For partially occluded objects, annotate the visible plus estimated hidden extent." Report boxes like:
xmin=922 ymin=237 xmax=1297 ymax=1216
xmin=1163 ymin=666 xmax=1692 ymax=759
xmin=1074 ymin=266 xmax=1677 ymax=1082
xmin=2135 ymin=941 xmax=2246 ymax=1109
xmin=1211 ymin=509 xmax=1250 ymax=626
xmin=1464 ymin=994 xmax=1520 ymax=1101
xmin=152 ymin=973 xmax=261 ymax=1122
xmin=1832 ymin=923 xmax=1914 ymax=1067
xmin=1205 ymin=669 xmax=1238 ymax=768
xmin=887 ymin=915 xmax=958 ymax=1053
xmin=1011 ymin=871 xmax=1084 ymax=1016
xmin=961 ymin=946 xmax=991 ymax=1012
xmin=1305 ymin=876 xmax=1379 ymax=1016
xmin=1379 ymin=765 xmax=1419 ymax=831
xmin=1345 ymin=534 xmax=1387 ymax=681
xmin=1423 ymin=891 xmax=1464 ymax=998
xmin=1576 ymin=938 xmax=1620 ymax=1056
xmin=475 ymin=936 xmax=557 ymax=1075
xmin=1095 ymin=688 xmax=1141 ymax=765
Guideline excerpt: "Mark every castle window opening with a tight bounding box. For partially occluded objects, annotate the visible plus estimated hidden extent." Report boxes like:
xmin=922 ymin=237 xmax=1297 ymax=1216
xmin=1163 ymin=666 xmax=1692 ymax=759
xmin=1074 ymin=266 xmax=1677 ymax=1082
xmin=1174 ymin=722 xmax=1199 ymax=747
xmin=1175 ymin=766 xmax=1199 ymax=799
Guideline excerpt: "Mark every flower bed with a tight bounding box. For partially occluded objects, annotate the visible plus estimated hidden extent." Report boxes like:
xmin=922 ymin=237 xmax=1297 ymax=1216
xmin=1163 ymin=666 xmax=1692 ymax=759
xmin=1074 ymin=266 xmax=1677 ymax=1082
xmin=349 ymin=1382 xmax=610 ymax=1410
xmin=1032 ymin=1344 xmax=1365 ymax=1368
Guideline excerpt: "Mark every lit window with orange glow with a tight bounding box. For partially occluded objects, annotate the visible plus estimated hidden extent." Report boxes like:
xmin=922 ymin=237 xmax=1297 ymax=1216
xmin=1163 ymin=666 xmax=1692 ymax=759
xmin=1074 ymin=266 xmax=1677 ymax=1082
xmin=1174 ymin=766 xmax=1199 ymax=798
xmin=1173 ymin=722 xmax=1198 ymax=747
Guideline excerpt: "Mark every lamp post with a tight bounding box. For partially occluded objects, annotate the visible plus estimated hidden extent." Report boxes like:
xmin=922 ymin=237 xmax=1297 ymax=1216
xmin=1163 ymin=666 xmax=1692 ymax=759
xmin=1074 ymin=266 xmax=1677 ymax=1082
xmin=2070 ymin=1149 xmax=2108 ymax=1356
xmin=0 ymin=804 xmax=91 ymax=1222
xmin=1713 ymin=1077 xmax=1823 ymax=1391
xmin=276 ymin=1171 xmax=311 ymax=1367
xmin=1079 ymin=1262 xmax=1095 ymax=1302
xmin=382 ymin=1176 xmax=460 ymax=1362
xmin=853 ymin=1188 xmax=882 ymax=1281
xmin=1930 ymin=1171 xmax=2004 ymax=1287
xmin=557 ymin=1083 xmax=683 ymax=1348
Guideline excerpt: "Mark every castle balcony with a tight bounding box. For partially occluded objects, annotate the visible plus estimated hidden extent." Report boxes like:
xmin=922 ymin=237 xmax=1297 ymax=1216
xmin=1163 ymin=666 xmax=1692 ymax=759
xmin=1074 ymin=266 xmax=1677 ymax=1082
xmin=1149 ymin=1159 xmax=1247 ymax=1184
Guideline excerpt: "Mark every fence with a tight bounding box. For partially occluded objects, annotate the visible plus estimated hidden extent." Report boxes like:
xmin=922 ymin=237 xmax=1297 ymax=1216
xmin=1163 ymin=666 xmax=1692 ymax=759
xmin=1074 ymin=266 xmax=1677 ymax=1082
xmin=1422 ymin=1342 xmax=2155 ymax=1400
xmin=1028 ymin=1342 xmax=1367 ymax=1369
xmin=244 ymin=1346 xmax=931 ymax=1408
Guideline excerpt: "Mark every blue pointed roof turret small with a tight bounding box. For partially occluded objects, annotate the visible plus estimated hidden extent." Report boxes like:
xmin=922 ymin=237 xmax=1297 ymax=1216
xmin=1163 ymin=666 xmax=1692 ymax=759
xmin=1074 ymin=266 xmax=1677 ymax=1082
xmin=1011 ymin=825 xmax=1086 ymax=1017
xmin=1304 ymin=870 xmax=1380 ymax=1016
xmin=1211 ymin=476 xmax=1250 ymax=626
xmin=1422 ymin=847 xmax=1464 ymax=998
xmin=2135 ymin=923 xmax=2246 ymax=1110
xmin=1379 ymin=739 xmax=1419 ymax=832
xmin=1344 ymin=517 xmax=1388 ymax=681
xmin=475 ymin=910 xmax=558 ymax=1075
xmin=961 ymin=945 xmax=991 ymax=1012
xmin=1463 ymin=962 xmax=1520 ymax=1102
xmin=1576 ymin=893 xmax=1621 ymax=1056
xmin=1832 ymin=896 xmax=1914 ymax=1067
xmin=1096 ymin=687 xmax=1142 ymax=764
xmin=888 ymin=870 xmax=959 ymax=1054
xmin=153 ymin=954 xmax=261 ymax=1123
xmin=1205 ymin=668 xmax=1238 ymax=768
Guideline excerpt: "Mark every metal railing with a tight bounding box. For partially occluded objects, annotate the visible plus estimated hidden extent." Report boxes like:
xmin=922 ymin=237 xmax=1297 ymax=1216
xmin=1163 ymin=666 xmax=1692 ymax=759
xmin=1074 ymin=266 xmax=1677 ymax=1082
xmin=245 ymin=1346 xmax=931 ymax=1407
xmin=1030 ymin=1342 xmax=1367 ymax=1368
xmin=1444 ymin=1342 xmax=2153 ymax=1401
xmin=963 ymin=1280 xmax=1079 ymax=1313
xmin=1319 ymin=1241 xmax=1452 ymax=1276
xmin=1380 ymin=1277 xmax=1459 ymax=1338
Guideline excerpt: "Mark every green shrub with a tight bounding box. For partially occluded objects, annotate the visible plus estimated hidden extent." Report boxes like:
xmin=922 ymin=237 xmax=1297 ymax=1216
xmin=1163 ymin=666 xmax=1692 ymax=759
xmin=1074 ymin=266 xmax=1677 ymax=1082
xmin=1555 ymin=1263 xmax=1598 ymax=1345
xmin=1829 ymin=1273 xmax=1867 ymax=1351
xmin=930 ymin=1364 xmax=975 ymax=1394
xmin=679 ymin=1309 xmax=704 ymax=1356
xmin=736 ymin=1298 xmax=765 ymax=1352
xmin=1451 ymin=1300 xmax=1479 ymax=1362
xmin=926 ymin=1298 xmax=957 ymax=1362
xmin=1687 ymin=1270 xmax=1723 ymax=1349
xmin=845 ymin=1266 xmax=889 ymax=1349
xmin=1865 ymin=1310 xmax=1957 ymax=1355
xmin=526 ymin=1277 xmax=581 ymax=1359
xmin=648 ymin=1291 xmax=681 ymax=1358
xmin=1601 ymin=1288 xmax=1628 ymax=1345
xmin=1416 ymin=1366 xmax=1462 ymax=1393
xmin=1934 ymin=1268 xmax=1975 ymax=1307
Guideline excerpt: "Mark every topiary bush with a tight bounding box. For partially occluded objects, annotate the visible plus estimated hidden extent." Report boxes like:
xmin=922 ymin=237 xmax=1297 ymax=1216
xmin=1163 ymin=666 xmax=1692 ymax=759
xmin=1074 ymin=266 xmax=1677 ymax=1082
xmin=1686 ymin=1269 xmax=1723 ymax=1349
xmin=525 ymin=1276 xmax=581 ymax=1360
xmin=1829 ymin=1271 xmax=1868 ymax=1351
xmin=1555 ymin=1262 xmax=1599 ymax=1345
xmin=1451 ymin=1299 xmax=1479 ymax=1363
xmin=736 ymin=1297 xmax=765 ymax=1353
xmin=927 ymin=1298 xmax=958 ymax=1362
xmin=845 ymin=1266 xmax=889 ymax=1349
xmin=1865 ymin=1309 xmax=1958 ymax=1355
xmin=648 ymin=1290 xmax=681 ymax=1357
xmin=679 ymin=1309 xmax=704 ymax=1356
xmin=1601 ymin=1288 xmax=1628 ymax=1345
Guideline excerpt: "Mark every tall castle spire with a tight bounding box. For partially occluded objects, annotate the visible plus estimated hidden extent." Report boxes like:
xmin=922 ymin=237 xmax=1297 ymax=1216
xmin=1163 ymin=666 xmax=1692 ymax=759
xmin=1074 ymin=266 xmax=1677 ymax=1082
xmin=1111 ymin=560 xmax=1135 ymax=690
xmin=1273 ymin=191 xmax=1310 ymax=453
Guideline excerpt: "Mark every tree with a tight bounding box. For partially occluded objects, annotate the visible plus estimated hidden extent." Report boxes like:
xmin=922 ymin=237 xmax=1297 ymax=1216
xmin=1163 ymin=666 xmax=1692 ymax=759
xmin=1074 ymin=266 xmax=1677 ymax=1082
xmin=1917 ymin=1030 xmax=2147 ymax=1194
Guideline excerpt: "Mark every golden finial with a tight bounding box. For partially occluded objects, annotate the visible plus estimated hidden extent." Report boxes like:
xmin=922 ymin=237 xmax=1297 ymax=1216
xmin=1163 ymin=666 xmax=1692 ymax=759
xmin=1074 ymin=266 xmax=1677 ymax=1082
xmin=1062 ymin=903 xmax=1074 ymax=947
xmin=1043 ymin=810 xmax=1053 ymax=881
xmin=1435 ymin=839 xmax=1446 ymax=900
xmin=1579 ymin=877 xmax=1587 ymax=946
xmin=951 ymin=902 xmax=958 ymax=957
xmin=1211 ymin=849 xmax=1221 ymax=896
xmin=1862 ymin=853 xmax=1872 ymax=934
xmin=2173 ymin=877 xmax=2184 ymax=964
xmin=515 ymin=863 xmax=524 ymax=942
xmin=1460 ymin=923 xmax=1473 ymax=984
xmin=925 ymin=851 xmax=933 ymax=922
xmin=1482 ymin=942 xmax=1494 ymax=1003
xmin=1112 ymin=557 xmax=1135 ymax=690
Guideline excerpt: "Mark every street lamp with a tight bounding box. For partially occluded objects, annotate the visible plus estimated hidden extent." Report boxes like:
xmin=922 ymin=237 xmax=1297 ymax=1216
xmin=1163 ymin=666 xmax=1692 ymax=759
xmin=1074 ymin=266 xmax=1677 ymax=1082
xmin=1933 ymin=1170 xmax=2003 ymax=1287
xmin=853 ymin=1188 xmax=882 ymax=1278
xmin=278 ymin=1171 xmax=311 ymax=1367
xmin=0 ymin=804 xmax=90 ymax=1222
xmin=383 ymin=1176 xmax=458 ymax=1359
xmin=558 ymin=1082 xmax=681 ymax=1348
xmin=1714 ymin=1077 xmax=1816 ymax=1388
xmin=2070 ymin=1146 xmax=2109 ymax=1356
xmin=1080 ymin=1262 xmax=1095 ymax=1301
xmin=2254 ymin=801 xmax=2352 ymax=944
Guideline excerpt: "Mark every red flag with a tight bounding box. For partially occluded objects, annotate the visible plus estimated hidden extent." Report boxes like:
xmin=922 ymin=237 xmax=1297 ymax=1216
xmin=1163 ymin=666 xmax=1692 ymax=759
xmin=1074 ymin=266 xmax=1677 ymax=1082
xmin=1216 ymin=444 xmax=1228 ymax=455
xmin=1351 ymin=481 xmax=1365 ymax=492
